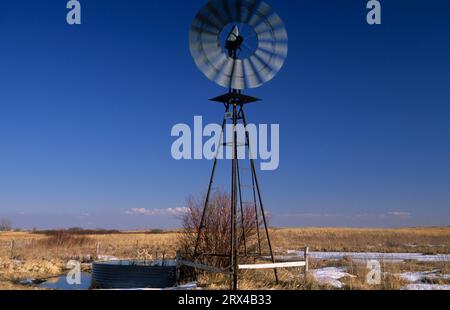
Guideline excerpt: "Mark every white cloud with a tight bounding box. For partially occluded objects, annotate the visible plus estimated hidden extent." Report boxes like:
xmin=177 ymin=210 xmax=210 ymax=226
xmin=125 ymin=207 xmax=189 ymax=217
xmin=387 ymin=211 xmax=411 ymax=219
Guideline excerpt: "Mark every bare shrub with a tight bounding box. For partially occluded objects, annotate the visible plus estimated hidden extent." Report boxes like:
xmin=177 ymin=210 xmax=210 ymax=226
xmin=178 ymin=190 xmax=263 ymax=268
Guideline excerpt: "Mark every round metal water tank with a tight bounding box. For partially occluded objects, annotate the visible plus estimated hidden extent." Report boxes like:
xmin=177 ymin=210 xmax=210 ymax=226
xmin=92 ymin=260 xmax=177 ymax=289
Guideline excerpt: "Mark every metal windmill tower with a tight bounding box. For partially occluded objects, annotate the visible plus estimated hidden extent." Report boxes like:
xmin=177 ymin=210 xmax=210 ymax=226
xmin=189 ymin=0 xmax=288 ymax=290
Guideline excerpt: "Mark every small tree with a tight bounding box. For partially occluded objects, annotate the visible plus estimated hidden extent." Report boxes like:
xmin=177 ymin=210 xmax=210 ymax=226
xmin=0 ymin=218 xmax=12 ymax=231
xmin=178 ymin=190 xmax=263 ymax=268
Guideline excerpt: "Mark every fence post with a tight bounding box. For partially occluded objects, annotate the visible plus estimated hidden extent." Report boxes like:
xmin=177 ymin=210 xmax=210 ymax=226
xmin=176 ymin=251 xmax=181 ymax=281
xmin=96 ymin=242 xmax=101 ymax=259
xmin=10 ymin=240 xmax=15 ymax=259
xmin=304 ymin=247 xmax=309 ymax=275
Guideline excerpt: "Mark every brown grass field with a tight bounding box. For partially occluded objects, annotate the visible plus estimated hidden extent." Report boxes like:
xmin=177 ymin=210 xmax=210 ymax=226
xmin=0 ymin=227 xmax=449 ymax=290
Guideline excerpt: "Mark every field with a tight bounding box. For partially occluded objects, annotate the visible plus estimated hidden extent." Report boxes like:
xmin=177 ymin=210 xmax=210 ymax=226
xmin=0 ymin=227 xmax=449 ymax=290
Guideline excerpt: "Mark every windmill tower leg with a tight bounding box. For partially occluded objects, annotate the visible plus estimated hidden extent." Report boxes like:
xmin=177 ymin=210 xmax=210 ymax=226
xmin=231 ymin=103 xmax=239 ymax=290
xmin=193 ymin=101 xmax=279 ymax=289
xmin=194 ymin=105 xmax=230 ymax=257
xmin=241 ymin=107 xmax=279 ymax=284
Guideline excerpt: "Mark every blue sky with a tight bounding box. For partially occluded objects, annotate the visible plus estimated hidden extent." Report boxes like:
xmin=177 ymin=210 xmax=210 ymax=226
xmin=0 ymin=0 xmax=449 ymax=229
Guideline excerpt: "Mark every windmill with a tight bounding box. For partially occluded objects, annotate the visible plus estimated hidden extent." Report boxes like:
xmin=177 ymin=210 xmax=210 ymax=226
xmin=189 ymin=0 xmax=288 ymax=289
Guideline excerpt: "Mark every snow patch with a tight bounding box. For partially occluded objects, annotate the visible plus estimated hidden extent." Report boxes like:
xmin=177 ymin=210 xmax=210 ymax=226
xmin=97 ymin=255 xmax=119 ymax=261
xmin=401 ymin=284 xmax=450 ymax=290
xmin=396 ymin=270 xmax=450 ymax=283
xmin=311 ymin=267 xmax=355 ymax=289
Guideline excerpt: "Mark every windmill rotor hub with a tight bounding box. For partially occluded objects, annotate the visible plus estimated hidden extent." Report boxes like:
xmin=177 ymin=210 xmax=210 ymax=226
xmin=225 ymin=25 xmax=244 ymax=53
xmin=225 ymin=37 xmax=244 ymax=57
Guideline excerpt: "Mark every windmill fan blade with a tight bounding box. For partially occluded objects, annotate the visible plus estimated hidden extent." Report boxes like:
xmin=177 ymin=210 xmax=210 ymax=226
xmin=231 ymin=59 xmax=245 ymax=89
xmin=189 ymin=0 xmax=288 ymax=90
xmin=243 ymin=58 xmax=262 ymax=88
xmin=221 ymin=0 xmax=234 ymax=23
xmin=248 ymin=1 xmax=273 ymax=29
xmin=206 ymin=1 xmax=229 ymax=26
xmin=215 ymin=58 xmax=234 ymax=88
xmin=235 ymin=0 xmax=243 ymax=22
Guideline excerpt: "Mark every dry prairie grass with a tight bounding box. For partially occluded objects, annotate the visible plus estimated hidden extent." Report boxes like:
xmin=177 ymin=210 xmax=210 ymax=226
xmin=197 ymin=268 xmax=314 ymax=290
xmin=205 ymin=257 xmax=450 ymax=290
xmin=92 ymin=231 xmax=180 ymax=258
xmin=0 ymin=230 xmax=180 ymax=288
xmin=0 ymin=231 xmax=180 ymax=262
xmin=271 ymin=227 xmax=450 ymax=254
xmin=339 ymin=258 xmax=450 ymax=290
xmin=0 ymin=227 xmax=449 ymax=290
